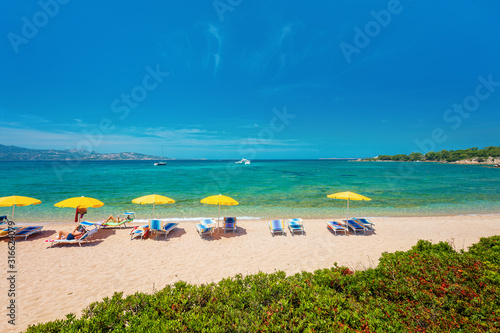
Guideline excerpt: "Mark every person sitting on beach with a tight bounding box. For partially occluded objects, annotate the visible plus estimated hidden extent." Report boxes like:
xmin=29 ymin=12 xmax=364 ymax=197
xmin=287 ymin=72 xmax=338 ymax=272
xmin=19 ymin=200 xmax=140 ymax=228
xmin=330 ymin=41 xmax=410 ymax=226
xmin=103 ymin=214 xmax=131 ymax=224
xmin=55 ymin=226 xmax=85 ymax=240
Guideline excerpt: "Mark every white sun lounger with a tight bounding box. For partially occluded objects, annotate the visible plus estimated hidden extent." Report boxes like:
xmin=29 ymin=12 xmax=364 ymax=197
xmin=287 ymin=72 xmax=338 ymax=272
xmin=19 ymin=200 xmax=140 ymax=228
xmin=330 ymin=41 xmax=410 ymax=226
xmin=196 ymin=219 xmax=216 ymax=238
xmin=50 ymin=228 xmax=97 ymax=247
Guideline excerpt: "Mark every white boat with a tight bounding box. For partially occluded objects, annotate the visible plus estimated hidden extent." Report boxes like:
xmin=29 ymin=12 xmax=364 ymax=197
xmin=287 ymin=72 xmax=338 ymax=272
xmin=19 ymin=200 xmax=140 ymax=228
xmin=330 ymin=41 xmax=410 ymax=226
xmin=154 ymin=145 xmax=167 ymax=166
xmin=236 ymin=158 xmax=250 ymax=164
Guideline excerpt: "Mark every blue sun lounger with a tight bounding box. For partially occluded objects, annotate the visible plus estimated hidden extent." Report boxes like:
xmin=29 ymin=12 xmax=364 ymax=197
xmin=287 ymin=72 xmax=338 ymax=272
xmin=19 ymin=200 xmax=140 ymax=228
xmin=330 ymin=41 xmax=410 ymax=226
xmin=14 ymin=226 xmax=43 ymax=241
xmin=162 ymin=222 xmax=179 ymax=238
xmin=353 ymin=218 xmax=375 ymax=231
xmin=287 ymin=218 xmax=304 ymax=235
xmin=149 ymin=219 xmax=179 ymax=239
xmin=0 ymin=215 xmax=8 ymax=225
xmin=269 ymin=219 xmax=285 ymax=236
xmin=344 ymin=219 xmax=366 ymax=235
xmin=325 ymin=221 xmax=347 ymax=235
xmin=79 ymin=221 xmax=101 ymax=230
xmin=196 ymin=218 xmax=216 ymax=238
xmin=222 ymin=217 xmax=237 ymax=234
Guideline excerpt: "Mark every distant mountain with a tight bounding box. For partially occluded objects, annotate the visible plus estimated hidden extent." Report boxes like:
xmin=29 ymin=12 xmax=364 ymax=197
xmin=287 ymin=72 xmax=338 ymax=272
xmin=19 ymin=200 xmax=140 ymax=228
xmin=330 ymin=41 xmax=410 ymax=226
xmin=0 ymin=144 xmax=165 ymax=161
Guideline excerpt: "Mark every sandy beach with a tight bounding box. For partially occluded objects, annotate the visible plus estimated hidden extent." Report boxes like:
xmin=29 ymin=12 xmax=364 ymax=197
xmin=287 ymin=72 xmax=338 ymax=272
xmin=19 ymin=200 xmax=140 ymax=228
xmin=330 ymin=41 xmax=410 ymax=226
xmin=1 ymin=214 xmax=499 ymax=332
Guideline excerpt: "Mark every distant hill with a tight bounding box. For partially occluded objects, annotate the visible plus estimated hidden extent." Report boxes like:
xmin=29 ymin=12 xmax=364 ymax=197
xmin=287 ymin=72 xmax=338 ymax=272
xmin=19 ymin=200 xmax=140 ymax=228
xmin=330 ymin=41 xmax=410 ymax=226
xmin=0 ymin=144 xmax=165 ymax=161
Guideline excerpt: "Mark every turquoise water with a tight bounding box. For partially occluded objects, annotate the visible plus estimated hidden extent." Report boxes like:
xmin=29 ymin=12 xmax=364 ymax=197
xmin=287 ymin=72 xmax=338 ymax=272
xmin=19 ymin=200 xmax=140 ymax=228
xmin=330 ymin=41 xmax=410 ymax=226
xmin=1 ymin=160 xmax=499 ymax=223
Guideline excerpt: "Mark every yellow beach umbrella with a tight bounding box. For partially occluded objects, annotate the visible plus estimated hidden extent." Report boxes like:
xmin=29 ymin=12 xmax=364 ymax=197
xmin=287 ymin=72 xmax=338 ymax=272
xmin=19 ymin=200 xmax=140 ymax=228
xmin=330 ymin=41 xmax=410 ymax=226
xmin=54 ymin=196 xmax=105 ymax=209
xmin=132 ymin=194 xmax=175 ymax=218
xmin=327 ymin=191 xmax=371 ymax=222
xmin=200 ymin=194 xmax=239 ymax=233
xmin=0 ymin=195 xmax=41 ymax=220
xmin=54 ymin=196 xmax=105 ymax=222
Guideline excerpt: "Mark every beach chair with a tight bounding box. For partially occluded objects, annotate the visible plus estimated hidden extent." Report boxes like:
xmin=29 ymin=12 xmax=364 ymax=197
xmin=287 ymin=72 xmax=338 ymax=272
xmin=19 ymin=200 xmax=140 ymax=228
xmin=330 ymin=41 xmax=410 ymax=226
xmin=149 ymin=219 xmax=179 ymax=239
xmin=269 ymin=219 xmax=286 ymax=236
xmin=196 ymin=218 xmax=216 ymax=238
xmin=102 ymin=212 xmax=135 ymax=228
xmin=0 ymin=226 xmax=23 ymax=238
xmin=0 ymin=215 xmax=8 ymax=225
xmin=79 ymin=221 xmax=102 ymax=230
xmin=50 ymin=228 xmax=98 ymax=247
xmin=161 ymin=222 xmax=179 ymax=239
xmin=325 ymin=221 xmax=347 ymax=235
xmin=344 ymin=219 xmax=366 ymax=235
xmin=353 ymin=218 xmax=375 ymax=231
xmin=222 ymin=217 xmax=237 ymax=234
xmin=130 ymin=224 xmax=149 ymax=240
xmin=287 ymin=218 xmax=304 ymax=235
xmin=13 ymin=226 xmax=43 ymax=241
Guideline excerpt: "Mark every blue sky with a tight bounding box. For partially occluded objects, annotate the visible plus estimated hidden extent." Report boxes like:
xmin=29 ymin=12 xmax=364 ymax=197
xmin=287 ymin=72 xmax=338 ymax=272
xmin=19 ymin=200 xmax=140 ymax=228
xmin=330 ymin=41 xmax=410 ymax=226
xmin=1 ymin=0 xmax=499 ymax=159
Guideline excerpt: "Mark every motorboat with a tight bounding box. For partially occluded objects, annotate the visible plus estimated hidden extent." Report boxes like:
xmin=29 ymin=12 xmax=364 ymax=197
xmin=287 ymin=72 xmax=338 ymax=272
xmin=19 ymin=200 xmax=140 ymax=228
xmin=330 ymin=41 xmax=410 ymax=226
xmin=236 ymin=158 xmax=250 ymax=164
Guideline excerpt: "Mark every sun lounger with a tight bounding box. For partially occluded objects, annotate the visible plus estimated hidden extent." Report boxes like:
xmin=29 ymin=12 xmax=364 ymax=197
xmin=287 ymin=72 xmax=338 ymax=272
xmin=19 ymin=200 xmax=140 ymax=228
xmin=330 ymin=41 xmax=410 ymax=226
xmin=325 ymin=221 xmax=347 ymax=235
xmin=353 ymin=218 xmax=374 ymax=231
xmin=49 ymin=228 xmax=97 ymax=247
xmin=162 ymin=222 xmax=179 ymax=239
xmin=149 ymin=219 xmax=162 ymax=239
xmin=287 ymin=218 xmax=304 ymax=235
xmin=0 ymin=226 xmax=23 ymax=238
xmin=269 ymin=219 xmax=285 ymax=236
xmin=149 ymin=219 xmax=179 ymax=239
xmin=130 ymin=225 xmax=149 ymax=240
xmin=102 ymin=212 xmax=135 ymax=228
xmin=344 ymin=219 xmax=366 ymax=235
xmin=222 ymin=217 xmax=237 ymax=234
xmin=14 ymin=226 xmax=43 ymax=241
xmin=79 ymin=221 xmax=102 ymax=230
xmin=196 ymin=218 xmax=216 ymax=238
xmin=0 ymin=215 xmax=8 ymax=225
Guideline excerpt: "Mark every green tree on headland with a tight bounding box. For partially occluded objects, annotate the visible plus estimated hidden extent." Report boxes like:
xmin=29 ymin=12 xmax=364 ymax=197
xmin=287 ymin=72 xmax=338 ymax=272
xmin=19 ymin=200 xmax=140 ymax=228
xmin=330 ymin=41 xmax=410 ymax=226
xmin=366 ymin=146 xmax=500 ymax=162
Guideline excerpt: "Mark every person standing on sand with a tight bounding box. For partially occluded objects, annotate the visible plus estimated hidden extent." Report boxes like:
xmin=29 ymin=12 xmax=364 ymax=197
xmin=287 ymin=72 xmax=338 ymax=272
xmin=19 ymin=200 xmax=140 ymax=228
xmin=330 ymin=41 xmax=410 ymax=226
xmin=75 ymin=207 xmax=87 ymax=222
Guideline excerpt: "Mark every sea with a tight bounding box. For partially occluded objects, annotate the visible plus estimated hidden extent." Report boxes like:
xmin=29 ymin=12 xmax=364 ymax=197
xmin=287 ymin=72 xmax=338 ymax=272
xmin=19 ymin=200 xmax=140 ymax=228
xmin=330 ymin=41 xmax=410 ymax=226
xmin=1 ymin=160 xmax=499 ymax=223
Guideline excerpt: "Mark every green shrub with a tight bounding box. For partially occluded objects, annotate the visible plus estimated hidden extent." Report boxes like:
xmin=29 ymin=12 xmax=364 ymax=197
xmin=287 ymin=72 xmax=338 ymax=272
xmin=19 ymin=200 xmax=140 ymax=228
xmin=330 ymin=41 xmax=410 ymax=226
xmin=26 ymin=237 xmax=500 ymax=332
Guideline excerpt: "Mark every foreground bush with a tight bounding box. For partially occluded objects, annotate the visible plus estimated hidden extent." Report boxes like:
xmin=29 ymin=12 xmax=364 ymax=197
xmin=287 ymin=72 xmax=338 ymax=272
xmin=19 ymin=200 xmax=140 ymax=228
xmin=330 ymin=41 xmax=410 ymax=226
xmin=26 ymin=236 xmax=500 ymax=332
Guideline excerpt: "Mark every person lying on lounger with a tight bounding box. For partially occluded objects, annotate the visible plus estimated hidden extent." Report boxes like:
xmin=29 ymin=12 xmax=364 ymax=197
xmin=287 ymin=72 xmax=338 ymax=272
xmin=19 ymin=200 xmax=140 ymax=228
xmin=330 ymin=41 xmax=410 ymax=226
xmin=103 ymin=214 xmax=131 ymax=224
xmin=55 ymin=226 xmax=85 ymax=240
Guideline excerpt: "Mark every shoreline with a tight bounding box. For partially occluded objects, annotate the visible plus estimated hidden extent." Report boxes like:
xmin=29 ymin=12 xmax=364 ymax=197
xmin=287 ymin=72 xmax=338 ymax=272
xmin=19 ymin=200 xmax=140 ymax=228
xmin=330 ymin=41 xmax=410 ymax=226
xmin=9 ymin=212 xmax=500 ymax=226
xmin=1 ymin=214 xmax=499 ymax=332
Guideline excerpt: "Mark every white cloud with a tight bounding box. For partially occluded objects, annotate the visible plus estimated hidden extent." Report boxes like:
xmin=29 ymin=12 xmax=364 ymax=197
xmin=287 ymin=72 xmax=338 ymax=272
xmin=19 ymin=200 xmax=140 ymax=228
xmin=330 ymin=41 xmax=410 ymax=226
xmin=0 ymin=123 xmax=310 ymax=157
